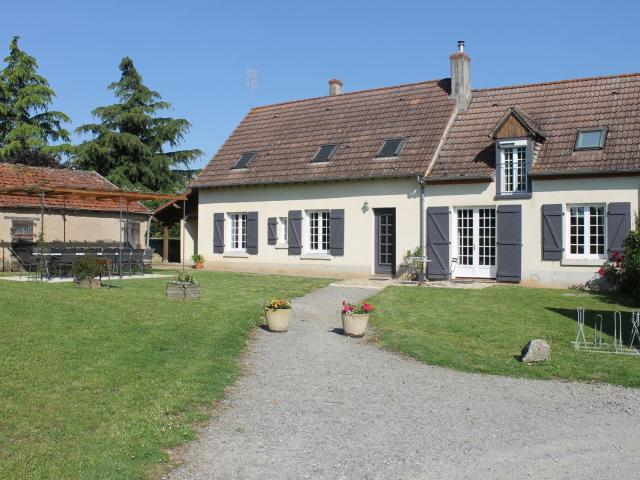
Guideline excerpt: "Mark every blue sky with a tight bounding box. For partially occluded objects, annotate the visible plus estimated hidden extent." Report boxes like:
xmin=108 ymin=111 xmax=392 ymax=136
xmin=2 ymin=0 xmax=638 ymax=169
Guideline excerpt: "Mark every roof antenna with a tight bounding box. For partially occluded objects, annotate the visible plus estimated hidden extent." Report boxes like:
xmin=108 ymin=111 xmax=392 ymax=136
xmin=246 ymin=69 xmax=258 ymax=103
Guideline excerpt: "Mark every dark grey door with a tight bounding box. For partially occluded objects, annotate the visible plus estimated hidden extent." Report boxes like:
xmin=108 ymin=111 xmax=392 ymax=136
xmin=375 ymin=208 xmax=396 ymax=275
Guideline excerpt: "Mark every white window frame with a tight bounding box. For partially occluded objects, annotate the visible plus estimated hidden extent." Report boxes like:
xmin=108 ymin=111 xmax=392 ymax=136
xmin=227 ymin=212 xmax=247 ymax=251
xmin=304 ymin=210 xmax=330 ymax=254
xmin=277 ymin=216 xmax=288 ymax=245
xmin=565 ymin=204 xmax=606 ymax=259
xmin=499 ymin=139 xmax=528 ymax=195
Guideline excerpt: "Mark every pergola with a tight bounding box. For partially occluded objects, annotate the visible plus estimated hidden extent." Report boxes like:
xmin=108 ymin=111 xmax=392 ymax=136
xmin=0 ymin=184 xmax=189 ymax=271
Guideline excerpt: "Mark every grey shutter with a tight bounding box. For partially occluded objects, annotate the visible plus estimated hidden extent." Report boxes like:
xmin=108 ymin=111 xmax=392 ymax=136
xmin=213 ymin=213 xmax=225 ymax=253
xmin=288 ymin=210 xmax=302 ymax=255
xmin=267 ymin=217 xmax=277 ymax=245
xmin=542 ymin=204 xmax=563 ymax=260
xmin=426 ymin=207 xmax=449 ymax=280
xmin=496 ymin=204 xmax=522 ymax=282
xmin=329 ymin=209 xmax=344 ymax=256
xmin=246 ymin=211 xmax=258 ymax=254
xmin=494 ymin=142 xmax=502 ymax=196
xmin=607 ymin=202 xmax=631 ymax=259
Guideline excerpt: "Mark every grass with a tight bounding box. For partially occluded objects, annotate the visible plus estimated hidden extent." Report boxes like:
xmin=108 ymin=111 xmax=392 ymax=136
xmin=0 ymin=271 xmax=330 ymax=479
xmin=369 ymin=285 xmax=640 ymax=388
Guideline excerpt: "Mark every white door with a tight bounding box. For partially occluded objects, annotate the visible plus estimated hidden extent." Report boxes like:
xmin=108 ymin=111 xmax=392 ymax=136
xmin=454 ymin=207 xmax=496 ymax=278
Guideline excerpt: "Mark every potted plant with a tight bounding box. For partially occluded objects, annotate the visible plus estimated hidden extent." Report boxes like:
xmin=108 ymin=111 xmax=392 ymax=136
xmin=341 ymin=300 xmax=374 ymax=337
xmin=264 ymin=297 xmax=292 ymax=332
xmin=192 ymin=254 xmax=204 ymax=270
xmin=166 ymin=273 xmax=200 ymax=300
xmin=72 ymin=257 xmax=102 ymax=288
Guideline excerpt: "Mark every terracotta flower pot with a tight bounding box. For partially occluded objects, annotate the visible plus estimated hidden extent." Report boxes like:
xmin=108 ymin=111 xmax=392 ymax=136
xmin=266 ymin=309 xmax=291 ymax=332
xmin=342 ymin=313 xmax=369 ymax=337
xmin=193 ymin=262 xmax=204 ymax=270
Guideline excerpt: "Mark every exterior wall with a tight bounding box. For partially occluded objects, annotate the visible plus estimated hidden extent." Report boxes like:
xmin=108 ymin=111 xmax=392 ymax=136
xmin=197 ymin=179 xmax=422 ymax=277
xmin=425 ymin=176 xmax=640 ymax=288
xmin=180 ymin=218 xmax=197 ymax=264
xmin=0 ymin=208 xmax=148 ymax=246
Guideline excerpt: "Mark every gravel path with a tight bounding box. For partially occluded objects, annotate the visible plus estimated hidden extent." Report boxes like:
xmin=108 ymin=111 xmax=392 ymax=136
xmin=166 ymin=285 xmax=640 ymax=479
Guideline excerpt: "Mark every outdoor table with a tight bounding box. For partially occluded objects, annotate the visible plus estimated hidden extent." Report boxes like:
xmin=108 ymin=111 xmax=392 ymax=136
xmin=407 ymin=256 xmax=431 ymax=284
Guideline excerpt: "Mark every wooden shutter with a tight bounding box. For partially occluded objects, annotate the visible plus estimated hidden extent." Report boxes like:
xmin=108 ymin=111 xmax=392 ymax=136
xmin=329 ymin=209 xmax=344 ymax=256
xmin=288 ymin=210 xmax=302 ymax=255
xmin=607 ymin=202 xmax=631 ymax=259
xmin=541 ymin=204 xmax=563 ymax=260
xmin=267 ymin=217 xmax=277 ymax=245
xmin=246 ymin=211 xmax=258 ymax=254
xmin=496 ymin=204 xmax=522 ymax=282
xmin=213 ymin=213 xmax=225 ymax=253
xmin=426 ymin=207 xmax=449 ymax=280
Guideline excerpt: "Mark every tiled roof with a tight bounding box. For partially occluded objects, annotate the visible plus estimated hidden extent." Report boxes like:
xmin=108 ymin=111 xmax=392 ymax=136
xmin=0 ymin=163 xmax=149 ymax=213
xmin=429 ymin=72 xmax=640 ymax=179
xmin=192 ymin=80 xmax=456 ymax=187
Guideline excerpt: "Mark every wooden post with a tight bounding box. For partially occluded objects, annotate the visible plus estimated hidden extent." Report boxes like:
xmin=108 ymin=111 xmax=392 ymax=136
xmin=162 ymin=225 xmax=169 ymax=263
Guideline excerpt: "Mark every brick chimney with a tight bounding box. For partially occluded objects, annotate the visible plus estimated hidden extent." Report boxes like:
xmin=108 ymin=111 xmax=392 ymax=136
xmin=328 ymin=78 xmax=343 ymax=96
xmin=449 ymin=41 xmax=471 ymax=111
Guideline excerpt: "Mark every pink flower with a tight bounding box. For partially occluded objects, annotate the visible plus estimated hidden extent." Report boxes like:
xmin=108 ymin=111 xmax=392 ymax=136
xmin=598 ymin=267 xmax=605 ymax=278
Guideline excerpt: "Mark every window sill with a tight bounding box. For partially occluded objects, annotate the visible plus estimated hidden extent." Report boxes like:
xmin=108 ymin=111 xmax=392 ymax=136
xmin=300 ymin=253 xmax=332 ymax=261
xmin=561 ymin=258 xmax=605 ymax=267
xmin=275 ymin=243 xmax=288 ymax=250
xmin=494 ymin=192 xmax=532 ymax=200
xmin=222 ymin=251 xmax=249 ymax=258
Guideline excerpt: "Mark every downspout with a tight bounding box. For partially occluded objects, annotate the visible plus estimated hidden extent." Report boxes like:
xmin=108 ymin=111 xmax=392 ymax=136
xmin=417 ymin=174 xmax=426 ymax=282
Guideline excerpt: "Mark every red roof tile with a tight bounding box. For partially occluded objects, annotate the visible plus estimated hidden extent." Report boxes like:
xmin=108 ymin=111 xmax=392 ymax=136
xmin=192 ymin=80 xmax=456 ymax=187
xmin=0 ymin=163 xmax=149 ymax=213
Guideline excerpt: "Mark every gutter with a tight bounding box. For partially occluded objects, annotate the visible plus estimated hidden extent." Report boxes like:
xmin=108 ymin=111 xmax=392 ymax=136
xmin=530 ymin=169 xmax=640 ymax=178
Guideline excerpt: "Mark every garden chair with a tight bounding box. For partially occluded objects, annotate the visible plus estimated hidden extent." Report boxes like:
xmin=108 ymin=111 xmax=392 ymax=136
xmin=51 ymin=248 xmax=77 ymax=279
xmin=131 ymin=249 xmax=145 ymax=276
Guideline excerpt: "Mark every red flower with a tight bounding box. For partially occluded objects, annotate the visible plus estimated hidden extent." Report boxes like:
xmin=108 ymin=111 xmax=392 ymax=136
xmin=598 ymin=267 xmax=605 ymax=278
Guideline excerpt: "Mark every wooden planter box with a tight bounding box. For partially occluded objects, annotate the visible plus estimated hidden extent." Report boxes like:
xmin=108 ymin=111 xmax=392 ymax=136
xmin=74 ymin=278 xmax=102 ymax=289
xmin=166 ymin=283 xmax=200 ymax=300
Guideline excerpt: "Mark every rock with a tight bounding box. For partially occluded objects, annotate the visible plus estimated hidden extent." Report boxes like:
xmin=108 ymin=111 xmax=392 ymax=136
xmin=521 ymin=339 xmax=551 ymax=363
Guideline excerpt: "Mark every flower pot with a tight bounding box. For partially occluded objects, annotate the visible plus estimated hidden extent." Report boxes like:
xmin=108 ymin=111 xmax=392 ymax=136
xmin=74 ymin=278 xmax=101 ymax=289
xmin=193 ymin=262 xmax=204 ymax=270
xmin=166 ymin=284 xmax=200 ymax=300
xmin=342 ymin=313 xmax=369 ymax=337
xmin=265 ymin=308 xmax=291 ymax=332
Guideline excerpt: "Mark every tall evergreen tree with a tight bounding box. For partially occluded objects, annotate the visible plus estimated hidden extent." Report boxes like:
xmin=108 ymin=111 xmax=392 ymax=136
xmin=74 ymin=57 xmax=202 ymax=191
xmin=0 ymin=36 xmax=71 ymax=164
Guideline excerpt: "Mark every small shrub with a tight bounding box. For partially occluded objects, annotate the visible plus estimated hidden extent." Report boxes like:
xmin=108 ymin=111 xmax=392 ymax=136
xmin=167 ymin=273 xmax=198 ymax=286
xmin=400 ymin=246 xmax=424 ymax=281
xmin=600 ymin=215 xmax=640 ymax=302
xmin=72 ymin=258 xmax=102 ymax=280
xmin=265 ymin=298 xmax=291 ymax=310
xmin=341 ymin=300 xmax=374 ymax=315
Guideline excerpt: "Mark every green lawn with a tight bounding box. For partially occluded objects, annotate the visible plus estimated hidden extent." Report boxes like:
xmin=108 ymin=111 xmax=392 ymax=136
xmin=0 ymin=272 xmax=329 ymax=479
xmin=369 ymin=285 xmax=640 ymax=387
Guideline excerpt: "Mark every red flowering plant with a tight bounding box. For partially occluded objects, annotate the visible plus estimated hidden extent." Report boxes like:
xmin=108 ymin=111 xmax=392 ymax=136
xmin=341 ymin=300 xmax=374 ymax=315
xmin=265 ymin=298 xmax=292 ymax=311
xmin=598 ymin=217 xmax=640 ymax=302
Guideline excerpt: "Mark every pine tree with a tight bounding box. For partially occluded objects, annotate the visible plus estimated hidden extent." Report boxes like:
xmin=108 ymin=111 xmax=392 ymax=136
xmin=74 ymin=57 xmax=202 ymax=191
xmin=0 ymin=36 xmax=71 ymax=164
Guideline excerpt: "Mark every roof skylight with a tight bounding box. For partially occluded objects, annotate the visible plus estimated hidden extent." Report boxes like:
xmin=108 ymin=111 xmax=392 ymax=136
xmin=232 ymin=152 xmax=257 ymax=169
xmin=311 ymin=144 xmax=338 ymax=163
xmin=376 ymin=138 xmax=406 ymax=158
xmin=575 ymin=128 xmax=606 ymax=150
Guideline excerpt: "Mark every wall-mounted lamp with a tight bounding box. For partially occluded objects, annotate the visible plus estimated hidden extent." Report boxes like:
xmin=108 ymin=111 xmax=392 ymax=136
xmin=362 ymin=200 xmax=370 ymax=213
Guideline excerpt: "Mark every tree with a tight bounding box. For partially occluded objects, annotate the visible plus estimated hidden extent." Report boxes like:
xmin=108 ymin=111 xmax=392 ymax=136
xmin=73 ymin=57 xmax=201 ymax=192
xmin=0 ymin=36 xmax=71 ymax=164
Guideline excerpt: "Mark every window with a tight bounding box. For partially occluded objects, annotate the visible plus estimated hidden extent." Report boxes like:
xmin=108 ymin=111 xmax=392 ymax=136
xmin=568 ymin=205 xmax=605 ymax=258
xmin=277 ymin=216 xmax=288 ymax=244
xmin=307 ymin=211 xmax=330 ymax=253
xmin=376 ymin=138 xmax=405 ymax=158
xmin=10 ymin=218 xmax=34 ymax=242
xmin=124 ymin=220 xmax=141 ymax=248
xmin=499 ymin=144 xmax=527 ymax=194
xmin=312 ymin=144 xmax=338 ymax=163
xmin=229 ymin=213 xmax=247 ymax=250
xmin=575 ymin=128 xmax=606 ymax=150
xmin=232 ymin=152 xmax=257 ymax=169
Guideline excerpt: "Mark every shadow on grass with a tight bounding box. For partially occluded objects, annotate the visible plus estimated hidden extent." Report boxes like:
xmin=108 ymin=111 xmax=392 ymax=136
xmin=547 ymin=307 xmax=637 ymax=341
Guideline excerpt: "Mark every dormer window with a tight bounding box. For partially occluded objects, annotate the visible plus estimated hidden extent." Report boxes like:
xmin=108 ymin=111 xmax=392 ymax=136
xmin=497 ymin=140 xmax=531 ymax=197
xmin=376 ymin=138 xmax=405 ymax=158
xmin=311 ymin=144 xmax=338 ymax=163
xmin=575 ymin=128 xmax=606 ymax=150
xmin=232 ymin=152 xmax=257 ymax=170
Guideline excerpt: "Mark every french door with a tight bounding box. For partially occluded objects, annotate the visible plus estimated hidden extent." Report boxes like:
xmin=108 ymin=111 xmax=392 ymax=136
xmin=455 ymin=207 xmax=496 ymax=278
xmin=374 ymin=208 xmax=396 ymax=275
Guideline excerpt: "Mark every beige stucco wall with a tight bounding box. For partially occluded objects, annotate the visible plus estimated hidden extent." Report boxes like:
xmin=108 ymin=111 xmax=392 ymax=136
xmin=425 ymin=175 xmax=640 ymax=287
xmin=0 ymin=209 xmax=148 ymax=246
xmin=197 ymin=179 xmax=422 ymax=277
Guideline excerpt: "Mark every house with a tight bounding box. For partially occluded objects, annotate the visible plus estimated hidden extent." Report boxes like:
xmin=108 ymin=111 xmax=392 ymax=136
xmin=0 ymin=163 xmax=150 ymax=260
xmin=189 ymin=42 xmax=639 ymax=287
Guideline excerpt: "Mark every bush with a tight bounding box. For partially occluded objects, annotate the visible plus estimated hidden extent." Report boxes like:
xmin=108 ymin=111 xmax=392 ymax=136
xmin=401 ymin=246 xmax=424 ymax=281
xmin=600 ymin=215 xmax=640 ymax=302
xmin=72 ymin=258 xmax=102 ymax=280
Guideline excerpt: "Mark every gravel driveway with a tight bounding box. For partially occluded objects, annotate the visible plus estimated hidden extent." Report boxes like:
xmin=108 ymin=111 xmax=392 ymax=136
xmin=166 ymin=285 xmax=640 ymax=479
